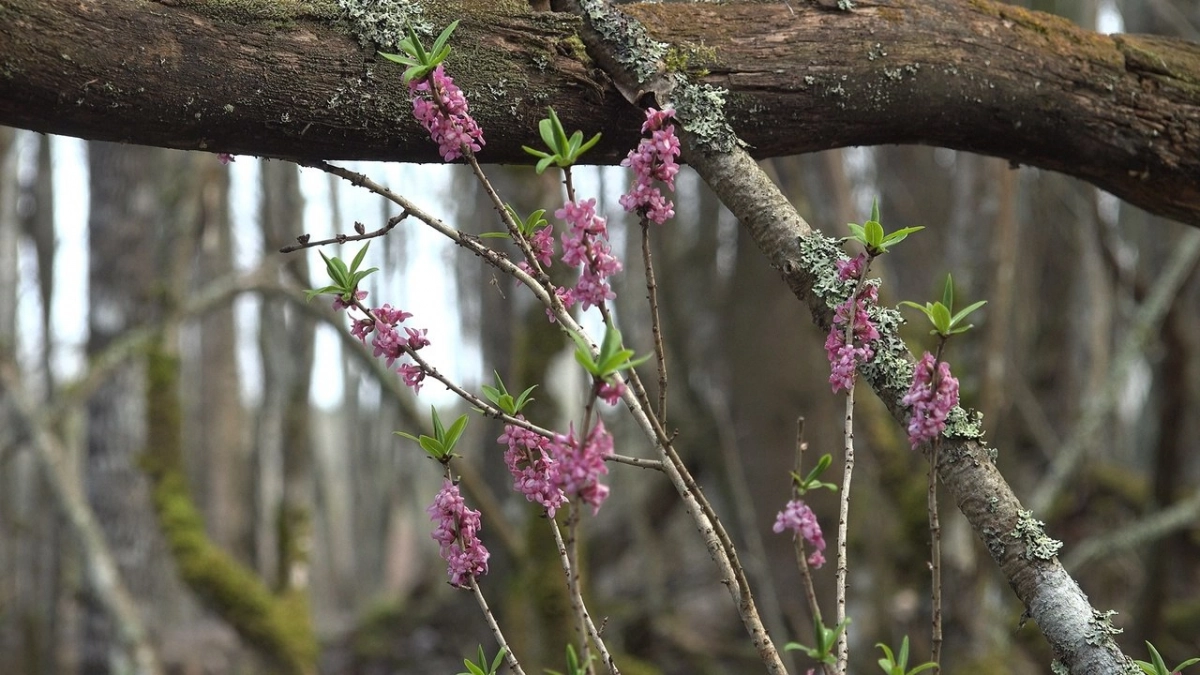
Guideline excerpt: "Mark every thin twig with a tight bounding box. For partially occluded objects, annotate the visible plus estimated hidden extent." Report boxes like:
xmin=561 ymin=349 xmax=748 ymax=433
xmin=641 ymin=220 xmax=668 ymax=422
xmin=470 ymin=576 xmax=527 ymax=675
xmin=279 ymin=212 xmax=408 ymax=252
xmin=606 ymin=453 xmax=663 ymax=470
xmin=928 ymin=341 xmax=948 ymax=674
xmin=549 ymin=510 xmax=621 ymax=675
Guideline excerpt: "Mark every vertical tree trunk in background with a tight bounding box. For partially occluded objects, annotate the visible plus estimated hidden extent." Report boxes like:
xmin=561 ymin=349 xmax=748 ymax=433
xmin=256 ymin=160 xmax=314 ymax=596
xmin=83 ymin=142 xmax=230 ymax=674
xmin=183 ymin=156 xmax=249 ymax=556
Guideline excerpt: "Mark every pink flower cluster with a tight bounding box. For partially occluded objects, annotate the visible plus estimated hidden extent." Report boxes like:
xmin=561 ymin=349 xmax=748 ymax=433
xmin=619 ymin=108 xmax=681 ymax=225
xmin=427 ymin=479 xmax=490 ymax=588
xmin=341 ymin=295 xmax=429 ymax=393
xmin=519 ymin=226 xmax=556 ymax=275
xmin=551 ymin=421 xmax=614 ymax=515
xmin=410 ymin=66 xmax=485 ymax=162
xmin=555 ymin=198 xmax=623 ymax=312
xmin=597 ymin=379 xmax=625 ymax=406
xmin=824 ymin=256 xmax=880 ymax=393
xmin=499 ymin=420 xmax=566 ymax=518
xmin=902 ymin=352 xmax=960 ymax=449
xmin=773 ymin=499 xmax=826 ymax=568
xmin=498 ymin=419 xmax=615 ymax=516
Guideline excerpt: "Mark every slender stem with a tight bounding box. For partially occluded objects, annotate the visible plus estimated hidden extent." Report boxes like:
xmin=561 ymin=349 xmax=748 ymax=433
xmin=641 ymin=220 xmax=668 ymax=422
xmin=470 ymin=576 xmax=527 ymax=675
xmin=790 ymin=418 xmax=824 ymax=628
xmin=929 ymin=439 xmax=943 ymax=673
xmin=550 ymin=508 xmax=621 ymax=675
xmin=928 ymin=339 xmax=947 ymax=674
xmin=835 ymin=386 xmax=854 ymax=675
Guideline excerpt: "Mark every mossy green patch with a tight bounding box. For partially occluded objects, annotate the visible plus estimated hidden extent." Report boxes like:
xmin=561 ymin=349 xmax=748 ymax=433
xmin=143 ymin=347 xmax=317 ymax=675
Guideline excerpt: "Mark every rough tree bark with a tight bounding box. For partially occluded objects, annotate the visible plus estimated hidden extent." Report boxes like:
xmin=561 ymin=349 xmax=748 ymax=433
xmin=1 ymin=0 xmax=1199 ymax=225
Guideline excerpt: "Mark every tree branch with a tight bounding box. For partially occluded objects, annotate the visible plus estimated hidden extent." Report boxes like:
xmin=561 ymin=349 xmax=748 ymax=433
xmin=2 ymin=0 xmax=1200 ymax=225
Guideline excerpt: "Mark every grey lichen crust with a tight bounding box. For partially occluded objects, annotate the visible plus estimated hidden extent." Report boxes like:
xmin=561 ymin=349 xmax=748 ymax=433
xmin=337 ymin=0 xmax=432 ymax=51
xmin=577 ymin=0 xmax=738 ymax=153
xmin=797 ymin=232 xmax=986 ymax=443
xmin=1010 ymin=509 xmax=1064 ymax=561
xmin=1084 ymin=609 xmax=1123 ymax=646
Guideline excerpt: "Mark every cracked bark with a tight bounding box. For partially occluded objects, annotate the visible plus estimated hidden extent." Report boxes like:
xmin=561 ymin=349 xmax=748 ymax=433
xmin=0 ymin=0 xmax=1198 ymax=225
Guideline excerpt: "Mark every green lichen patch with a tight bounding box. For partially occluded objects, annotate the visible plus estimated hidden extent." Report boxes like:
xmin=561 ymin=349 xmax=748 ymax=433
xmin=1010 ymin=509 xmax=1063 ymax=561
xmin=672 ymin=81 xmax=739 ymax=153
xmin=579 ymin=0 xmax=667 ymax=82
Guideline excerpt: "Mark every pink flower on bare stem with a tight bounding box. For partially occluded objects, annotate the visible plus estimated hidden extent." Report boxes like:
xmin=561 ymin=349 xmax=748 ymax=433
xmin=551 ymin=420 xmax=614 ymax=515
xmin=332 ymin=289 xmax=368 ymax=312
xmin=556 ymin=198 xmax=622 ymax=311
xmin=619 ymin=108 xmax=681 ymax=225
xmin=409 ymin=65 xmax=485 ymax=162
xmin=427 ymin=479 xmax=490 ymax=588
xmin=825 ymin=283 xmax=880 ymax=393
xmin=499 ymin=420 xmax=566 ymax=517
xmin=518 ymin=226 xmax=556 ymax=275
xmin=345 ymin=302 xmax=428 ymax=393
xmin=902 ymin=352 xmax=960 ymax=449
xmin=217 ymin=153 xmax=235 ymax=165
xmin=773 ymin=499 xmax=827 ymax=568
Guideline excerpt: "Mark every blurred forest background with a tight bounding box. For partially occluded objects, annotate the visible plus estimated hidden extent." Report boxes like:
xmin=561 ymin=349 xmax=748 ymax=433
xmin=2 ymin=0 xmax=1200 ymax=673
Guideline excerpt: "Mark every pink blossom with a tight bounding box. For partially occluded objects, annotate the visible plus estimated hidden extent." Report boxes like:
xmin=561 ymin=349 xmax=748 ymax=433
xmin=902 ymin=352 xmax=960 ymax=449
xmin=620 ymin=108 xmax=680 ymax=225
xmin=836 ymin=253 xmax=867 ymax=281
xmin=556 ymin=198 xmax=622 ymax=311
xmin=409 ymin=65 xmax=485 ymax=162
xmin=825 ymin=284 xmax=880 ymax=393
xmin=427 ymin=479 xmax=490 ymax=587
xmin=499 ymin=420 xmax=566 ymax=517
xmin=398 ymin=362 xmax=425 ymax=393
xmin=551 ymin=421 xmax=614 ymax=515
xmin=773 ymin=499 xmax=826 ymax=568
xmin=217 ymin=153 xmax=235 ymax=165
xmin=333 ymin=289 xmax=368 ymax=312
xmin=597 ymin=380 xmax=625 ymax=406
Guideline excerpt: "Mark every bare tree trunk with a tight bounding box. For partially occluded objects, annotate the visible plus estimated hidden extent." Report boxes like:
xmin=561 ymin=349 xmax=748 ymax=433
xmin=255 ymin=159 xmax=315 ymax=597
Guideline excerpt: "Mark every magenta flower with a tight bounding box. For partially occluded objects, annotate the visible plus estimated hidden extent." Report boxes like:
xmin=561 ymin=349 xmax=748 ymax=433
xmin=332 ymin=289 xmax=368 ymax=312
xmin=597 ymin=380 xmax=625 ymax=406
xmin=217 ymin=153 xmax=235 ymax=165
xmin=409 ymin=65 xmax=485 ymax=162
xmin=344 ymin=303 xmax=427 ymax=393
xmin=398 ymin=362 xmax=426 ymax=393
xmin=427 ymin=479 xmax=490 ymax=587
xmin=825 ymin=284 xmax=880 ymax=393
xmin=556 ymin=198 xmax=623 ymax=311
xmin=902 ymin=352 xmax=960 ymax=448
xmin=499 ymin=421 xmax=566 ymax=517
xmin=551 ymin=420 xmax=614 ymax=515
xmin=619 ymin=108 xmax=681 ymax=225
xmin=773 ymin=499 xmax=827 ymax=568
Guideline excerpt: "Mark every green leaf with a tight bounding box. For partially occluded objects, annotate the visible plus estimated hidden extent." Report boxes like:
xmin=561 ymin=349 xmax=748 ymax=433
xmin=482 ymin=384 xmax=502 ymax=404
xmin=429 ymin=20 xmax=460 ymax=61
xmin=489 ymin=646 xmax=508 ymax=674
xmin=350 ymin=242 xmax=371 ymax=273
xmin=941 ymin=274 xmax=954 ymax=309
xmin=847 ymin=222 xmax=867 ymax=240
xmin=871 ymin=198 xmax=880 ymax=224
xmin=442 ymin=414 xmax=469 ymax=452
xmin=305 ymin=285 xmax=341 ymax=302
xmin=569 ymin=330 xmax=600 ymax=375
xmin=418 ymin=436 xmax=445 ymax=458
xmin=513 ymin=384 xmax=537 ymax=412
xmin=539 ymin=117 xmax=557 ymax=153
xmin=535 ymin=155 xmax=556 ymax=175
xmin=479 ymin=232 xmax=511 ymax=239
xmin=522 ymin=145 xmax=552 ymax=160
xmin=405 ymin=24 xmax=429 ymax=62
xmin=880 ymin=225 xmax=924 ymax=246
xmin=950 ymin=299 xmax=988 ymax=327
xmin=930 ymin=303 xmax=952 ymax=333
xmin=548 ymin=107 xmax=570 ymax=156
xmin=431 ymin=405 xmax=446 ymax=439
xmin=577 ymin=132 xmax=602 ymax=156
xmin=863 ymin=220 xmax=884 ymax=247
xmin=378 ymin=51 xmax=419 ymax=67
